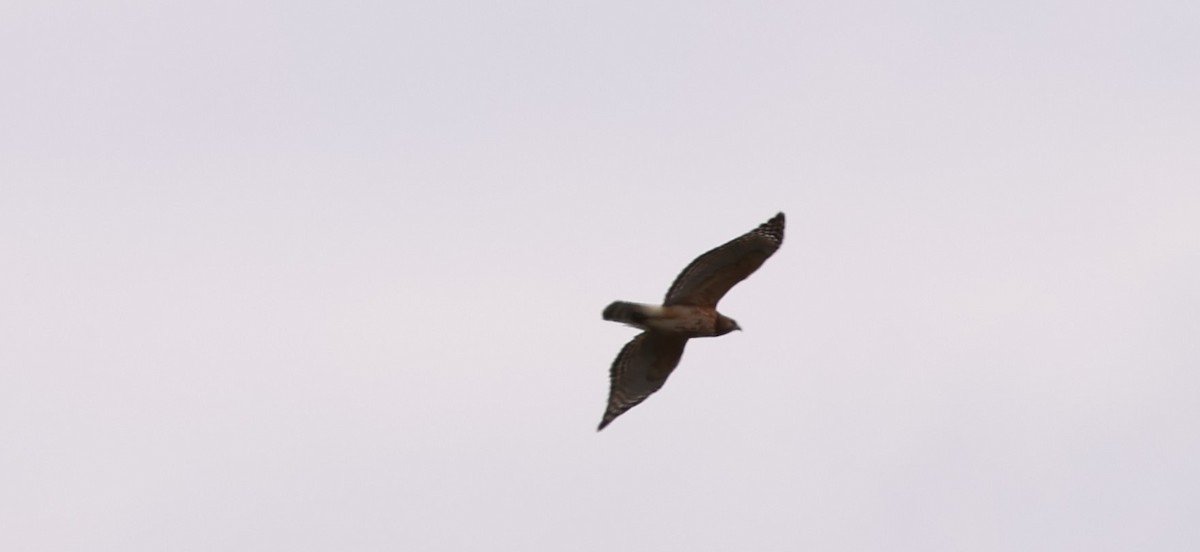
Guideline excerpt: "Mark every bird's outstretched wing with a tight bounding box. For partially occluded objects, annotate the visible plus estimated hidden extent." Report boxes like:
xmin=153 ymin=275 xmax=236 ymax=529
xmin=598 ymin=331 xmax=689 ymax=431
xmin=663 ymin=212 xmax=785 ymax=308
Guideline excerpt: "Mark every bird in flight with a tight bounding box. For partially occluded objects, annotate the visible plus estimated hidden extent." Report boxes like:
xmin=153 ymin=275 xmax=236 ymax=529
xmin=598 ymin=212 xmax=785 ymax=431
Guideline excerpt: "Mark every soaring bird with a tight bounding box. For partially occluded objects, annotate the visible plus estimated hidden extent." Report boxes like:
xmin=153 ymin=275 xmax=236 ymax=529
xmin=598 ymin=212 xmax=785 ymax=430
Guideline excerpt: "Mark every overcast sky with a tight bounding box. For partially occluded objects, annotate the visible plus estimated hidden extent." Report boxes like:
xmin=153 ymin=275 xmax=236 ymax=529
xmin=3 ymin=1 xmax=1199 ymax=551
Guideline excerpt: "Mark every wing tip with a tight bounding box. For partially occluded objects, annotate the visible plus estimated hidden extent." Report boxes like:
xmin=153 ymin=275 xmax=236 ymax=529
xmin=758 ymin=212 xmax=785 ymax=243
xmin=597 ymin=414 xmax=615 ymax=431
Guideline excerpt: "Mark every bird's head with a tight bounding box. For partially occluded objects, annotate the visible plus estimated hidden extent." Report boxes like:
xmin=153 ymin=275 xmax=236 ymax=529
xmin=715 ymin=315 xmax=742 ymax=336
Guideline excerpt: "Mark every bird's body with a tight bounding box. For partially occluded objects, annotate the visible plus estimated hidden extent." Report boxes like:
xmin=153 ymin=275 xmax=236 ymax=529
xmin=602 ymin=302 xmax=731 ymax=338
xmin=598 ymin=212 xmax=785 ymax=431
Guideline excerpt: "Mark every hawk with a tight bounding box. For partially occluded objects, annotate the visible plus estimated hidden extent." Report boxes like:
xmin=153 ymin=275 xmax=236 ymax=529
xmin=598 ymin=212 xmax=785 ymax=430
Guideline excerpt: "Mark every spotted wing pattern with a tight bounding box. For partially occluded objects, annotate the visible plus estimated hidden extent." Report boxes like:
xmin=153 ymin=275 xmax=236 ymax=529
xmin=598 ymin=331 xmax=689 ymax=431
xmin=663 ymin=212 xmax=785 ymax=308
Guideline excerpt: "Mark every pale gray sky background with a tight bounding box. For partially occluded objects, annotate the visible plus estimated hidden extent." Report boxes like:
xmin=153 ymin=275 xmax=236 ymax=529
xmin=3 ymin=1 xmax=1199 ymax=550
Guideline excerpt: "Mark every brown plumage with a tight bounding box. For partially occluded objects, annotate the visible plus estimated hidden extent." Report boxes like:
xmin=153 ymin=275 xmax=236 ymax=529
xmin=598 ymin=212 xmax=785 ymax=431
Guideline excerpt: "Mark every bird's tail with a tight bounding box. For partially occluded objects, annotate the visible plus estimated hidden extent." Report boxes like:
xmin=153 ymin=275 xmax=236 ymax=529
xmin=602 ymin=301 xmax=656 ymax=325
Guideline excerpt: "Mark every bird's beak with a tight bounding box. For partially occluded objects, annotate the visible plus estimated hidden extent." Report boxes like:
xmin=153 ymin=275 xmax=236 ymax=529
xmin=734 ymin=323 xmax=743 ymax=332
